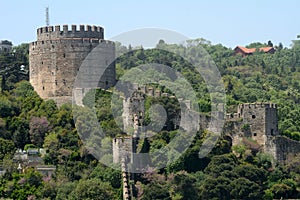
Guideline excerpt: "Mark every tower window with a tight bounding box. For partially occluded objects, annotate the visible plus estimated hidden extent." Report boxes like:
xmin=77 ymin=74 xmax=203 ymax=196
xmin=271 ymin=129 xmax=274 ymax=135
xmin=253 ymin=133 xmax=257 ymax=136
xmin=42 ymin=86 xmax=45 ymax=90
xmin=252 ymin=115 xmax=256 ymax=119
xmin=63 ymin=53 xmax=66 ymax=58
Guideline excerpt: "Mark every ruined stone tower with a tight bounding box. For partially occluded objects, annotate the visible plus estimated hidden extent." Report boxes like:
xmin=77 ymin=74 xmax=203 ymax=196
xmin=226 ymin=103 xmax=279 ymax=151
xmin=238 ymin=103 xmax=278 ymax=147
xmin=29 ymin=25 xmax=116 ymax=104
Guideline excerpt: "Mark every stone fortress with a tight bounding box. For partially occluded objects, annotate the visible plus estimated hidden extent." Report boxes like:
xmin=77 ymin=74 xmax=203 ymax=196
xmin=28 ymin=25 xmax=300 ymax=199
xmin=29 ymin=25 xmax=116 ymax=105
xmin=28 ymin=25 xmax=300 ymax=164
xmin=112 ymin=87 xmax=300 ymax=199
xmin=113 ymin=87 xmax=300 ymax=164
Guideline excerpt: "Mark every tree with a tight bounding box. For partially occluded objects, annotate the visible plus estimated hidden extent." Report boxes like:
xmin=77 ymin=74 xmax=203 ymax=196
xmin=89 ymin=163 xmax=122 ymax=188
xmin=169 ymin=171 xmax=199 ymax=200
xmin=10 ymin=117 xmax=30 ymax=149
xmin=0 ymin=96 xmax=14 ymax=118
xmin=0 ymin=138 xmax=15 ymax=160
xmin=13 ymin=80 xmax=33 ymax=98
xmin=55 ymin=182 xmax=77 ymax=200
xmin=69 ymin=179 xmax=115 ymax=200
xmin=233 ymin=164 xmax=267 ymax=184
xmin=267 ymin=40 xmax=273 ymax=47
xmin=0 ymin=43 xmax=29 ymax=91
xmin=204 ymin=154 xmax=238 ymax=177
xmin=270 ymin=183 xmax=294 ymax=199
xmin=230 ymin=177 xmax=263 ymax=200
xmin=278 ymin=42 xmax=283 ymax=50
xmin=29 ymin=116 xmax=50 ymax=147
xmin=199 ymin=176 xmax=231 ymax=200
xmin=141 ymin=183 xmax=170 ymax=200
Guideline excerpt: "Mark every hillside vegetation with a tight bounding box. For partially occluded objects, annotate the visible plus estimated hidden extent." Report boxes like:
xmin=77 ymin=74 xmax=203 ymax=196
xmin=0 ymin=38 xmax=299 ymax=199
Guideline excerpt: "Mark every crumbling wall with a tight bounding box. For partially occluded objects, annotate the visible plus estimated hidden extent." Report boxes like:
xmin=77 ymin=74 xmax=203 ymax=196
xmin=274 ymin=136 xmax=300 ymax=163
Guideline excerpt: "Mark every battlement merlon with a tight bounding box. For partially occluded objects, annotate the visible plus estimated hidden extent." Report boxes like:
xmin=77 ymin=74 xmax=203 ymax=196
xmin=36 ymin=25 xmax=104 ymax=40
xmin=227 ymin=102 xmax=277 ymax=120
xmin=30 ymin=38 xmax=115 ymax=49
xmin=238 ymin=102 xmax=276 ymax=110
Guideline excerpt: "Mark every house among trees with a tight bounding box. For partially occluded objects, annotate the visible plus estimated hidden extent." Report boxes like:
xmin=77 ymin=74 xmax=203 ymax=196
xmin=234 ymin=46 xmax=275 ymax=56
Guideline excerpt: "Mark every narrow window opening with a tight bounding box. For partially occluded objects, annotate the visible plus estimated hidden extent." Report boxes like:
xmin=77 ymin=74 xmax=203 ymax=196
xmin=253 ymin=133 xmax=257 ymax=136
xmin=252 ymin=115 xmax=256 ymax=119
xmin=271 ymin=129 xmax=274 ymax=135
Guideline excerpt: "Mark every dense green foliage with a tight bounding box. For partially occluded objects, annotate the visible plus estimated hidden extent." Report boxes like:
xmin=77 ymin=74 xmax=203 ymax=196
xmin=0 ymin=38 xmax=300 ymax=199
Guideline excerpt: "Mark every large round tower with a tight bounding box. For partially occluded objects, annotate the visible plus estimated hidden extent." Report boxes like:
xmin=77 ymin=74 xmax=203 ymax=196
xmin=29 ymin=25 xmax=116 ymax=104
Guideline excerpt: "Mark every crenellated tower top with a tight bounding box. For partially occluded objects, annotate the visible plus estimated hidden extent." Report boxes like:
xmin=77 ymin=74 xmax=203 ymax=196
xmin=36 ymin=25 xmax=104 ymax=41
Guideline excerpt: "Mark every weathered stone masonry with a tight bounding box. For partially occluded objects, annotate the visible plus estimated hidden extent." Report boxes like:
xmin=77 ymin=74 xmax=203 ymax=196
xmin=225 ymin=103 xmax=300 ymax=162
xmin=29 ymin=25 xmax=116 ymax=105
xmin=114 ymin=98 xmax=300 ymax=164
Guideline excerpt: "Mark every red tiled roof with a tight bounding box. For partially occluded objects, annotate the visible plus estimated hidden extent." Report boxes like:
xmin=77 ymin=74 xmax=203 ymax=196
xmin=235 ymin=46 xmax=274 ymax=54
xmin=257 ymin=46 xmax=273 ymax=52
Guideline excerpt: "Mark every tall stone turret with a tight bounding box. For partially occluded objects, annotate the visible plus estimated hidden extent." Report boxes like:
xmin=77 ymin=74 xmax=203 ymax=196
xmin=237 ymin=103 xmax=279 ymax=147
xmin=29 ymin=25 xmax=116 ymax=105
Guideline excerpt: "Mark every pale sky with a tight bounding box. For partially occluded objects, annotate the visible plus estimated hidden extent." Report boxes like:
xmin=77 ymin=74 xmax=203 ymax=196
xmin=1 ymin=0 xmax=299 ymax=48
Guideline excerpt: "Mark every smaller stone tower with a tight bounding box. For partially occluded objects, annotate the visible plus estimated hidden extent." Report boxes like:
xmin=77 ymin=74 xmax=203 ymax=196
xmin=226 ymin=103 xmax=279 ymax=153
xmin=226 ymin=102 xmax=300 ymax=163
xmin=238 ymin=103 xmax=278 ymax=146
xmin=113 ymin=87 xmax=145 ymax=164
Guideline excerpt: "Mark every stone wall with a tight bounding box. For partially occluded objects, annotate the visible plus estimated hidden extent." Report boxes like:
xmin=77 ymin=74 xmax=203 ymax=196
xmin=274 ymin=136 xmax=300 ymax=163
xmin=114 ymin=88 xmax=300 ymax=164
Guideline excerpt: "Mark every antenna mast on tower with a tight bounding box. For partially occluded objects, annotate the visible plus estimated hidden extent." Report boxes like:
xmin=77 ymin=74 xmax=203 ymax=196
xmin=46 ymin=6 xmax=49 ymax=26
